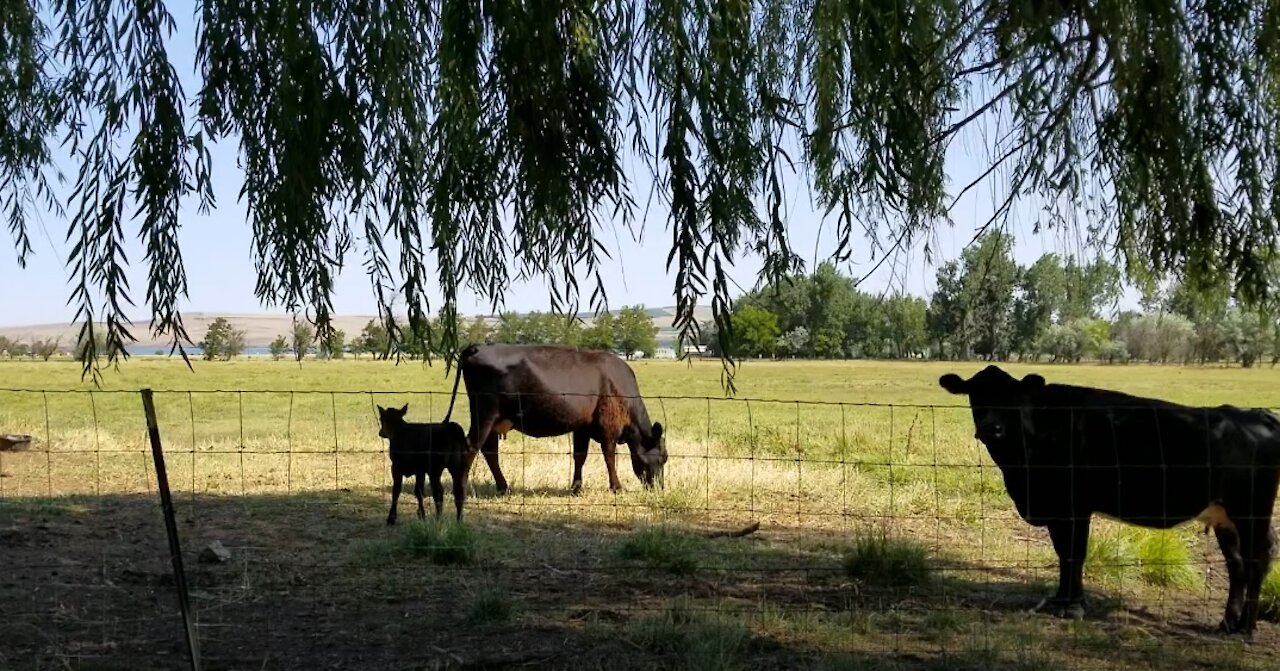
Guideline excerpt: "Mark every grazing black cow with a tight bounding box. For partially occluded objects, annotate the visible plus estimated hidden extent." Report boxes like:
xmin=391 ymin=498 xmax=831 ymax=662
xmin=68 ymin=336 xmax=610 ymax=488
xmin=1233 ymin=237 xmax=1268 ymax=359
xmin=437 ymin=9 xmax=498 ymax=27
xmin=377 ymin=403 xmax=470 ymax=524
xmin=441 ymin=343 xmax=668 ymax=495
xmin=939 ymin=365 xmax=1280 ymax=635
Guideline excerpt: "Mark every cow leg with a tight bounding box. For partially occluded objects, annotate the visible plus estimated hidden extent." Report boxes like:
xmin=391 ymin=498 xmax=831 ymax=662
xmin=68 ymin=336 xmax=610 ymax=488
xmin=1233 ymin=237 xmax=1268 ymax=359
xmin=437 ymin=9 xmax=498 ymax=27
xmin=387 ymin=467 xmax=403 ymax=526
xmin=1214 ymin=524 xmax=1247 ymax=633
xmin=413 ymin=473 xmax=427 ymax=520
xmin=466 ymin=403 xmax=509 ymax=495
xmin=1035 ymin=518 xmax=1090 ymax=620
xmin=1237 ymin=515 xmax=1277 ymax=636
xmin=601 ymin=437 xmax=623 ymax=493
xmin=428 ymin=467 xmax=445 ymax=520
xmin=480 ymin=431 xmax=509 ymax=495
xmin=570 ymin=429 xmax=590 ymax=495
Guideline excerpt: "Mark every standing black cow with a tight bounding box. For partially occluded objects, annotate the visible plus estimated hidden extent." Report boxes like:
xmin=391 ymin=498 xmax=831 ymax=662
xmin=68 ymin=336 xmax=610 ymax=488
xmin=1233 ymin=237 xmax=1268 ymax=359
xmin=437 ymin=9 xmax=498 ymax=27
xmin=940 ymin=365 xmax=1280 ymax=635
xmin=440 ymin=343 xmax=668 ymax=495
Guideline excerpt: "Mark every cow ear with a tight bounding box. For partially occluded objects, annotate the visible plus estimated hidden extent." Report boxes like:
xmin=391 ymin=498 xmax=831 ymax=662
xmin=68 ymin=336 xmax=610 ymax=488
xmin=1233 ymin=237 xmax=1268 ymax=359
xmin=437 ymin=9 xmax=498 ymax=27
xmin=398 ymin=403 xmax=409 ymax=414
xmin=376 ymin=405 xmax=385 ymax=413
xmin=938 ymin=374 xmax=967 ymax=395
xmin=652 ymin=422 xmax=663 ymax=439
xmin=1021 ymin=374 xmax=1046 ymax=391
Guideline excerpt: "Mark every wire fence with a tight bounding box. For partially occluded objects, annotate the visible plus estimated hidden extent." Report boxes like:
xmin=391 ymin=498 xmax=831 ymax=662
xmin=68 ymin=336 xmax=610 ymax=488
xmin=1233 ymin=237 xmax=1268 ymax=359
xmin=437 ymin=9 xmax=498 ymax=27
xmin=0 ymin=387 xmax=1277 ymax=670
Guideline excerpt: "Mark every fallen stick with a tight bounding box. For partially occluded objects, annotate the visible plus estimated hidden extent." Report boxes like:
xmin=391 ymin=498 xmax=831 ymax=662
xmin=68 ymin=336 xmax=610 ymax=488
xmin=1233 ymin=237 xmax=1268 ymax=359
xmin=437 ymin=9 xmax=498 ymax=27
xmin=705 ymin=521 xmax=760 ymax=539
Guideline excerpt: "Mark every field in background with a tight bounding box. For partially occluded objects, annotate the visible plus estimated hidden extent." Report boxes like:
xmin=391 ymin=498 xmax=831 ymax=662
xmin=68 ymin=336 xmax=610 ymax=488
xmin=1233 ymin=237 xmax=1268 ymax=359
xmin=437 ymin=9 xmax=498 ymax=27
xmin=2 ymin=358 xmax=1280 ymax=669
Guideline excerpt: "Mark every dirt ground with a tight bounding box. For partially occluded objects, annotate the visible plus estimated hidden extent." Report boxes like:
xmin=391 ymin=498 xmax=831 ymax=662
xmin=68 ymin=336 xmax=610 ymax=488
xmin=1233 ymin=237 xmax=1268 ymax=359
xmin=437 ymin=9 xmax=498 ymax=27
xmin=2 ymin=485 xmax=1279 ymax=671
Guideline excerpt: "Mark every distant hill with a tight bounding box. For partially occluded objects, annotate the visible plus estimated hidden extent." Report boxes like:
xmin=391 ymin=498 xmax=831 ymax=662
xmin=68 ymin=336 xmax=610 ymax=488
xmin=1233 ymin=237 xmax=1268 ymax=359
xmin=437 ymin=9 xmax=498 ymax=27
xmin=0 ymin=306 xmax=716 ymax=350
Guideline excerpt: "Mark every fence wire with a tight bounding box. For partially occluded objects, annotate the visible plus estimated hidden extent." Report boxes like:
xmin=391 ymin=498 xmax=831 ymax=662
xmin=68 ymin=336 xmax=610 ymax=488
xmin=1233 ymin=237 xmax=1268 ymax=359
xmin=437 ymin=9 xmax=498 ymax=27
xmin=0 ymin=387 xmax=1276 ymax=671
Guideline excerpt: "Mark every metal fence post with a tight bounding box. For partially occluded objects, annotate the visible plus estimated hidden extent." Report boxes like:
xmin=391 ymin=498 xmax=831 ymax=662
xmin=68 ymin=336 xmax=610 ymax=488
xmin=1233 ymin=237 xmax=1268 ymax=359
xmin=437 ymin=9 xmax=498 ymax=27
xmin=141 ymin=388 xmax=202 ymax=671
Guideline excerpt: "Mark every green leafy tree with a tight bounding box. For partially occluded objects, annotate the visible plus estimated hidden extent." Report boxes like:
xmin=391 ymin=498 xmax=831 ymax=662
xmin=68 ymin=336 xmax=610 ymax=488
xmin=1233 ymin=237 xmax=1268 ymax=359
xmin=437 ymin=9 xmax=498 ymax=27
xmin=200 ymin=317 xmax=246 ymax=360
xmin=926 ymin=261 xmax=965 ymax=360
xmin=462 ymin=317 xmax=494 ymax=346
xmin=354 ymin=319 xmax=389 ymax=358
xmin=958 ymin=231 xmax=1019 ymax=361
xmin=290 ymin=320 xmax=315 ymax=362
xmin=581 ymin=312 xmax=617 ymax=352
xmin=731 ymin=305 xmax=780 ymax=358
xmin=614 ymin=306 xmax=658 ymax=358
xmin=269 ymin=335 xmax=288 ymax=361
xmin=318 ymin=329 xmax=346 ymax=359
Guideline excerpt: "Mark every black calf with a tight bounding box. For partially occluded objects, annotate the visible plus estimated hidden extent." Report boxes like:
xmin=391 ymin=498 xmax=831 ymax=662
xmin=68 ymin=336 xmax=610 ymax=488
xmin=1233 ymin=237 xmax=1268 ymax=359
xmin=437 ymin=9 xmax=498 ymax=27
xmin=377 ymin=403 xmax=470 ymax=524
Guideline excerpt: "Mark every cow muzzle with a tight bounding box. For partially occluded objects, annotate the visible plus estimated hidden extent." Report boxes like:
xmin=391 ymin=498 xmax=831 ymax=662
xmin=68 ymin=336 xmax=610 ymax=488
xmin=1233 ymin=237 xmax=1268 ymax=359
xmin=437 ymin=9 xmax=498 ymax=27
xmin=975 ymin=422 xmax=1005 ymax=442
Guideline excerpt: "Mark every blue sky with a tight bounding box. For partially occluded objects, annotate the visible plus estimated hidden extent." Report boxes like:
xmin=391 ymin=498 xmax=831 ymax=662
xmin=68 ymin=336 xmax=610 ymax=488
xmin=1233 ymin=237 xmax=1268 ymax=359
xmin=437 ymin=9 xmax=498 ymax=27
xmin=0 ymin=4 xmax=1135 ymax=329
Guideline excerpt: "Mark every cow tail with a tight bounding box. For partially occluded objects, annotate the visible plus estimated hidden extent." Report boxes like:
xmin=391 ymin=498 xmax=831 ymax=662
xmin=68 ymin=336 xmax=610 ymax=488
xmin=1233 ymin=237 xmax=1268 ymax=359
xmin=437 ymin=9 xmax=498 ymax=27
xmin=443 ymin=346 xmax=477 ymax=423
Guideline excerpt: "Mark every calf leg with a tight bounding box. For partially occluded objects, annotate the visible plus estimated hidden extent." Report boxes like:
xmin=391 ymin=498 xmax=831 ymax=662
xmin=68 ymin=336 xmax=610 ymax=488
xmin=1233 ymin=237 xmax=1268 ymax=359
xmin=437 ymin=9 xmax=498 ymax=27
xmin=1036 ymin=518 xmax=1091 ymax=620
xmin=601 ymin=437 xmax=623 ymax=493
xmin=570 ymin=429 xmax=590 ymax=495
xmin=1214 ymin=524 xmax=1247 ymax=633
xmin=413 ymin=473 xmax=427 ymax=520
xmin=387 ymin=467 xmax=404 ymax=526
xmin=428 ymin=466 xmax=446 ymax=519
xmin=450 ymin=463 xmax=467 ymax=522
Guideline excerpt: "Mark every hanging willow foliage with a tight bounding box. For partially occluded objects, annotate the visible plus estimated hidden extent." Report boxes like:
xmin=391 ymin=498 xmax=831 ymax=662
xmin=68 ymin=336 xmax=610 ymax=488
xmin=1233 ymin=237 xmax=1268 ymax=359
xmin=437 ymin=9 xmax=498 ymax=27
xmin=3 ymin=0 xmax=1279 ymax=389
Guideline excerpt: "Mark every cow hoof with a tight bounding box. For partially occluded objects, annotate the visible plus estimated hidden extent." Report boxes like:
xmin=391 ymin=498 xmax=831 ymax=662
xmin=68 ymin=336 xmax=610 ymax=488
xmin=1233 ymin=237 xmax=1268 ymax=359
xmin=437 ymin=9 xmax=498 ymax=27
xmin=570 ymin=483 xmax=584 ymax=496
xmin=1217 ymin=618 xmax=1253 ymax=638
xmin=386 ymin=517 xmax=396 ymax=526
xmin=1032 ymin=597 xmax=1084 ymax=620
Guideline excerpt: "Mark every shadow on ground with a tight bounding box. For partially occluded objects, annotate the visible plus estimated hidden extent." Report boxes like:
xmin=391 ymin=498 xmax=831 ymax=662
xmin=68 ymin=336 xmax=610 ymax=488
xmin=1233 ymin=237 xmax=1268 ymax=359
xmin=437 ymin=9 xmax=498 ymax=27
xmin=0 ymin=489 xmax=1274 ymax=671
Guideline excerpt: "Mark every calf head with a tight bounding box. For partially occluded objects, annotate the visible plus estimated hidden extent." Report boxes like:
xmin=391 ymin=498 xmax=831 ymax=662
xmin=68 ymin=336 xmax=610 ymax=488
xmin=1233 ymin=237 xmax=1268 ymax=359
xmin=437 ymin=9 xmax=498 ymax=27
xmin=376 ymin=403 xmax=410 ymax=439
xmin=629 ymin=422 xmax=669 ymax=489
xmin=939 ymin=365 xmax=1045 ymax=462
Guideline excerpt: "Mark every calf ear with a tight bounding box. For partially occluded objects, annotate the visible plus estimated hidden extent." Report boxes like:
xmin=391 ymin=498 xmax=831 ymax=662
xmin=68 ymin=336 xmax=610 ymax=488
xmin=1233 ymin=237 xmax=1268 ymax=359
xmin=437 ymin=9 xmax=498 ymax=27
xmin=1020 ymin=374 xmax=1046 ymax=391
xmin=398 ymin=403 xmax=409 ymax=414
xmin=652 ymin=422 xmax=664 ymax=439
xmin=938 ymin=374 xmax=967 ymax=395
xmin=375 ymin=405 xmax=385 ymax=413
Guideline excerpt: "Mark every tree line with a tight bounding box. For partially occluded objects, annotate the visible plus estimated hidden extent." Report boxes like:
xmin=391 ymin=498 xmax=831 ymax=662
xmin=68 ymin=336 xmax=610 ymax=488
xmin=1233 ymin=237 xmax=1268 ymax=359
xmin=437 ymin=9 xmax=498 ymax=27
xmin=708 ymin=232 xmax=1280 ymax=367
xmin=260 ymin=305 xmax=661 ymax=361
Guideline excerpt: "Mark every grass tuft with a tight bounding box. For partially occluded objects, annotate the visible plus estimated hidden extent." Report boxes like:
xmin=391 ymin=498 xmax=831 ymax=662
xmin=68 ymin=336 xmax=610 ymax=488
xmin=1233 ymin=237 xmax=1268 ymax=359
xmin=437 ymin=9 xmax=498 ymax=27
xmin=1084 ymin=528 xmax=1136 ymax=585
xmin=625 ymin=598 xmax=749 ymax=670
xmin=1135 ymin=530 xmax=1197 ymax=590
xmin=463 ymin=586 xmax=513 ymax=625
xmin=1260 ymin=566 xmax=1280 ymax=622
xmin=396 ymin=520 xmax=477 ymax=565
xmin=617 ymin=527 xmax=702 ymax=575
xmin=841 ymin=532 xmax=930 ymax=589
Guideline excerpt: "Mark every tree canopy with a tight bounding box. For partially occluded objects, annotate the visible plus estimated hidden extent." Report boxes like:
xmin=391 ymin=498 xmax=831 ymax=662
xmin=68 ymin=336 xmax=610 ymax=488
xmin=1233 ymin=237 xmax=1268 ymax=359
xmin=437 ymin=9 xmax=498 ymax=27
xmin=5 ymin=0 xmax=1280 ymax=389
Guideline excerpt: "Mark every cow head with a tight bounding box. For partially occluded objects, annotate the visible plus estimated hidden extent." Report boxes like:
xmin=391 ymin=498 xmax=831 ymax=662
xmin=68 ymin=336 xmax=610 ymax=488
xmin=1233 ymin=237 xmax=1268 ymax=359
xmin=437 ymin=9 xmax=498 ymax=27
xmin=376 ymin=404 xmax=410 ymax=439
xmin=938 ymin=365 xmax=1045 ymax=460
xmin=631 ymin=422 xmax=669 ymax=489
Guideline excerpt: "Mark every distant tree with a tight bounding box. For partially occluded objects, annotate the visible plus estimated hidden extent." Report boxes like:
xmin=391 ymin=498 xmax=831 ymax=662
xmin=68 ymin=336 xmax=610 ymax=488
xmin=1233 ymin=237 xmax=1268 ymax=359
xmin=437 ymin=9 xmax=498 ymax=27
xmin=731 ymin=305 xmax=780 ymax=358
xmin=0 ymin=336 xmax=11 ymax=358
xmin=777 ymin=326 xmax=809 ymax=358
xmin=614 ymin=305 xmax=658 ymax=358
xmin=31 ymin=338 xmax=59 ymax=361
xmin=73 ymin=330 xmax=106 ymax=361
xmin=290 ymin=320 xmax=315 ymax=362
xmin=355 ymin=319 xmax=389 ymax=358
xmin=882 ymin=295 xmax=928 ymax=359
xmin=269 ymin=335 xmax=288 ymax=361
xmin=926 ymin=261 xmax=964 ymax=360
xmin=8 ymin=341 xmax=30 ymax=358
xmin=462 ymin=317 xmax=493 ymax=347
xmin=581 ymin=312 xmax=616 ymax=352
xmin=958 ymin=231 xmax=1019 ymax=360
xmin=200 ymin=317 xmax=246 ymax=360
xmin=318 ymin=329 xmax=346 ymax=359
